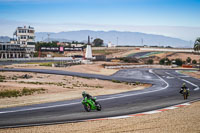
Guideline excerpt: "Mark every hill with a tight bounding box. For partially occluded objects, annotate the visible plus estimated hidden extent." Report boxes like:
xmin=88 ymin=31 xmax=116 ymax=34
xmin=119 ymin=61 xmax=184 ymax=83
xmin=35 ymin=30 xmax=191 ymax=48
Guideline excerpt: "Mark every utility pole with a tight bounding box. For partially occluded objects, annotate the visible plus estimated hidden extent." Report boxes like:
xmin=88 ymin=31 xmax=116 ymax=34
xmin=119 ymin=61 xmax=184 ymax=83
xmin=141 ymin=38 xmax=144 ymax=46
xmin=117 ymin=37 xmax=118 ymax=46
xmin=47 ymin=33 xmax=50 ymax=43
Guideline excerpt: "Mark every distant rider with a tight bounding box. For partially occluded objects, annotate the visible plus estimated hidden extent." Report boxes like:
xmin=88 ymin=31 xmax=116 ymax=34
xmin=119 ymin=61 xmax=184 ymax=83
xmin=82 ymin=91 xmax=97 ymax=104
xmin=180 ymin=83 xmax=189 ymax=96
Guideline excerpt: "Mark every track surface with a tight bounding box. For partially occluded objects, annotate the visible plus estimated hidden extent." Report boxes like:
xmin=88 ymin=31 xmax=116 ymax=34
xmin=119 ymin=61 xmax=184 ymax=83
xmin=0 ymin=68 xmax=199 ymax=128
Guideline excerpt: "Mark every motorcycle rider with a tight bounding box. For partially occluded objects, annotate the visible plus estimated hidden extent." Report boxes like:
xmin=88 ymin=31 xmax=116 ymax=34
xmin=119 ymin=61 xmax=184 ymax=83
xmin=180 ymin=83 xmax=189 ymax=96
xmin=82 ymin=91 xmax=97 ymax=104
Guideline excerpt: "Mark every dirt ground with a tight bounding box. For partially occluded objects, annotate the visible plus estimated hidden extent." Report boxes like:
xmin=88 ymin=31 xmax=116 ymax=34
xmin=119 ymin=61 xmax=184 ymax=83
xmin=1 ymin=101 xmax=199 ymax=133
xmin=2 ymin=61 xmax=118 ymax=76
xmin=0 ymin=71 xmax=149 ymax=108
xmin=167 ymin=53 xmax=200 ymax=61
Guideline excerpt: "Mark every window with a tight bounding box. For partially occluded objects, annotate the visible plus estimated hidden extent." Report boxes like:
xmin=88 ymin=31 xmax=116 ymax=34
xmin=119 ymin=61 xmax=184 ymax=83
xmin=29 ymin=30 xmax=34 ymax=33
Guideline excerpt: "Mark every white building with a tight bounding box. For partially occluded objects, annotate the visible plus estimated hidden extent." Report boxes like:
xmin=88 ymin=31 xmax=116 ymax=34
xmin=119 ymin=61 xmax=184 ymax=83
xmin=13 ymin=26 xmax=35 ymax=54
xmin=108 ymin=42 xmax=116 ymax=48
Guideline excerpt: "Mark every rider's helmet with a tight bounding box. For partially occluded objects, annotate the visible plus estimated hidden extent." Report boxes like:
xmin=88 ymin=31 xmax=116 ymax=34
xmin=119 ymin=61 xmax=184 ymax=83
xmin=82 ymin=91 xmax=86 ymax=97
xmin=182 ymin=83 xmax=186 ymax=87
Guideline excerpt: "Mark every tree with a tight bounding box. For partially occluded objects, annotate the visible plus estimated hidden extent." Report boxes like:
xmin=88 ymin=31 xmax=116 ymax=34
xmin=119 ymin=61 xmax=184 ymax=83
xmin=194 ymin=37 xmax=200 ymax=52
xmin=186 ymin=57 xmax=192 ymax=64
xmin=146 ymin=59 xmax=154 ymax=64
xmin=175 ymin=58 xmax=183 ymax=66
xmin=192 ymin=60 xmax=197 ymax=64
xmin=159 ymin=58 xmax=171 ymax=65
xmin=93 ymin=38 xmax=104 ymax=47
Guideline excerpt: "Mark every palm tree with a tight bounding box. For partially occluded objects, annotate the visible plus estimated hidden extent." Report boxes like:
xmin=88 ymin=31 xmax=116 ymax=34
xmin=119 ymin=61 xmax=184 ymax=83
xmin=194 ymin=37 xmax=200 ymax=52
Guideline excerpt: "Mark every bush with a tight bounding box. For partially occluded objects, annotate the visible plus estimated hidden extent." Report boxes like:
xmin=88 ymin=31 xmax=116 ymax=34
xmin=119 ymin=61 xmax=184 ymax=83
xmin=175 ymin=58 xmax=183 ymax=66
xmin=0 ymin=75 xmax=6 ymax=82
xmin=39 ymin=62 xmax=53 ymax=67
xmin=135 ymin=81 xmax=140 ymax=85
xmin=146 ymin=59 xmax=154 ymax=64
xmin=192 ymin=60 xmax=197 ymax=64
xmin=0 ymin=90 xmax=20 ymax=98
xmin=111 ymin=79 xmax=122 ymax=83
xmin=121 ymin=57 xmax=138 ymax=63
xmin=0 ymin=88 xmax=46 ymax=98
xmin=159 ymin=58 xmax=171 ymax=65
xmin=186 ymin=57 xmax=192 ymax=64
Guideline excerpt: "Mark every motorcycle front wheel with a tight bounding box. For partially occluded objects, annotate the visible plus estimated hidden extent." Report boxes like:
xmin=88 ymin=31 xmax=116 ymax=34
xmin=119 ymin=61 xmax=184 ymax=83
xmin=96 ymin=102 xmax=101 ymax=111
xmin=84 ymin=104 xmax=91 ymax=112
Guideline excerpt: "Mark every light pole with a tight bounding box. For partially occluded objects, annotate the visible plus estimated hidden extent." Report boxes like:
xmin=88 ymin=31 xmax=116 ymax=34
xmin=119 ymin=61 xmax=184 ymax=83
xmin=117 ymin=37 xmax=118 ymax=46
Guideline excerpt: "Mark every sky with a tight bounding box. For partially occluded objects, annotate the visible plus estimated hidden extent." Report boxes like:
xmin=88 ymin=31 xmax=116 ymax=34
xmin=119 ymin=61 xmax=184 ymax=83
xmin=0 ymin=0 xmax=200 ymax=41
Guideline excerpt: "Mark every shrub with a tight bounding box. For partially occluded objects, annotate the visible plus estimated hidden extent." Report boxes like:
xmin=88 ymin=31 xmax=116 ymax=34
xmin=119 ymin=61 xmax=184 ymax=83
xmin=111 ymin=79 xmax=122 ymax=83
xmin=0 ymin=90 xmax=20 ymax=98
xmin=186 ymin=57 xmax=192 ymax=64
xmin=159 ymin=58 xmax=171 ymax=65
xmin=135 ymin=81 xmax=140 ymax=85
xmin=0 ymin=88 xmax=46 ymax=98
xmin=192 ymin=60 xmax=197 ymax=64
xmin=0 ymin=75 xmax=6 ymax=82
xmin=146 ymin=59 xmax=154 ymax=64
xmin=121 ymin=57 xmax=139 ymax=63
xmin=175 ymin=58 xmax=183 ymax=66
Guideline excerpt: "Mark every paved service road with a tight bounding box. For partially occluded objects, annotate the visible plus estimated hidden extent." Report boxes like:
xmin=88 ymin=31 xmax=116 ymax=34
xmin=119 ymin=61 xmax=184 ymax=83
xmin=0 ymin=68 xmax=199 ymax=128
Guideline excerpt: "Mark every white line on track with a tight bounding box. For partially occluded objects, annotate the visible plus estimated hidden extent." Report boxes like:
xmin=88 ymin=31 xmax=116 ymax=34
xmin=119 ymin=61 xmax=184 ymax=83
xmin=160 ymin=70 xmax=199 ymax=91
xmin=175 ymin=70 xmax=200 ymax=81
xmin=181 ymin=79 xmax=200 ymax=91
xmin=0 ymin=69 xmax=169 ymax=114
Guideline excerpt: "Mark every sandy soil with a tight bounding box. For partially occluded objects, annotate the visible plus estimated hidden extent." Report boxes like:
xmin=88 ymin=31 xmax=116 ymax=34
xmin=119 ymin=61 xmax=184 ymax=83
xmin=1 ymin=101 xmax=199 ymax=133
xmin=108 ymin=49 xmax=141 ymax=58
xmin=0 ymin=71 xmax=150 ymax=108
xmin=2 ymin=62 xmax=118 ymax=76
xmin=167 ymin=53 xmax=200 ymax=61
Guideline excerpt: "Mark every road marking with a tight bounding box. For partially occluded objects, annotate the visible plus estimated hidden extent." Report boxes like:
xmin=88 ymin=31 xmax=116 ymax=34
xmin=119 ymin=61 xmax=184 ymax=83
xmin=0 ymin=69 xmax=169 ymax=114
xmin=109 ymin=116 xmax=131 ymax=119
xmin=166 ymin=71 xmax=199 ymax=91
xmin=143 ymin=110 xmax=160 ymax=114
xmin=86 ymin=102 xmax=191 ymax=121
xmin=181 ymin=79 xmax=200 ymax=91
xmin=149 ymin=69 xmax=169 ymax=89
xmin=166 ymin=76 xmax=174 ymax=79
xmin=175 ymin=70 xmax=200 ymax=81
xmin=0 ymin=102 xmax=80 ymax=114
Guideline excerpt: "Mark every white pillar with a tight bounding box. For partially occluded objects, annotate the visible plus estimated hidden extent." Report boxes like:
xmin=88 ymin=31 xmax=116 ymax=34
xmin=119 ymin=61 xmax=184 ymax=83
xmin=85 ymin=44 xmax=93 ymax=59
xmin=5 ymin=53 xmax=7 ymax=59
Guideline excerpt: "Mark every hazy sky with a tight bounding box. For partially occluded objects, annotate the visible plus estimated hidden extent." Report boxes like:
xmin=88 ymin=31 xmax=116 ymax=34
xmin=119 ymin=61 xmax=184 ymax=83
xmin=0 ymin=0 xmax=200 ymax=41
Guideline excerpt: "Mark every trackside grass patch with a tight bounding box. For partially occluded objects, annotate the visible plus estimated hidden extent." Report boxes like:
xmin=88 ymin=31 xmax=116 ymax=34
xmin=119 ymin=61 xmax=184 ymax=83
xmin=0 ymin=88 xmax=46 ymax=98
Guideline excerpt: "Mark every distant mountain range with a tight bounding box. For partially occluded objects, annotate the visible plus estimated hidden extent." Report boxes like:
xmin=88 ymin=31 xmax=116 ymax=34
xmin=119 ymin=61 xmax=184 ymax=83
xmin=0 ymin=30 xmax=192 ymax=48
xmin=35 ymin=30 xmax=191 ymax=48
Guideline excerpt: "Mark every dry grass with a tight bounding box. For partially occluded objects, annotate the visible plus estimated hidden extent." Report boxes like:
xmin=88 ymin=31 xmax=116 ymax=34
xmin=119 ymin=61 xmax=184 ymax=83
xmin=0 ymin=72 xmax=150 ymax=108
xmin=1 ymin=101 xmax=200 ymax=133
xmin=167 ymin=53 xmax=200 ymax=61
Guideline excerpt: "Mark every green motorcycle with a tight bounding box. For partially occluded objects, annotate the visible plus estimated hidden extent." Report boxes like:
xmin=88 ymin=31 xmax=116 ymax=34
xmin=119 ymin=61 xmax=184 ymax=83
xmin=82 ymin=97 xmax=101 ymax=112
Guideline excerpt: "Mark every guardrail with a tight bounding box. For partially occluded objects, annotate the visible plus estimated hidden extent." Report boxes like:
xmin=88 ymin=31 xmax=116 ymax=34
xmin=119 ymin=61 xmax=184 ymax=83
xmin=0 ymin=57 xmax=79 ymax=62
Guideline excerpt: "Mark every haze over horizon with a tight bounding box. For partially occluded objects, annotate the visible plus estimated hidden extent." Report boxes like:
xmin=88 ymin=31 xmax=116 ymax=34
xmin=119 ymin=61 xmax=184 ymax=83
xmin=0 ymin=0 xmax=200 ymax=41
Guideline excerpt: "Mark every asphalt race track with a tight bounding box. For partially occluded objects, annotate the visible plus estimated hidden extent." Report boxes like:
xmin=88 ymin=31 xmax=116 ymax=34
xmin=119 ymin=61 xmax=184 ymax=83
xmin=0 ymin=68 xmax=199 ymax=128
